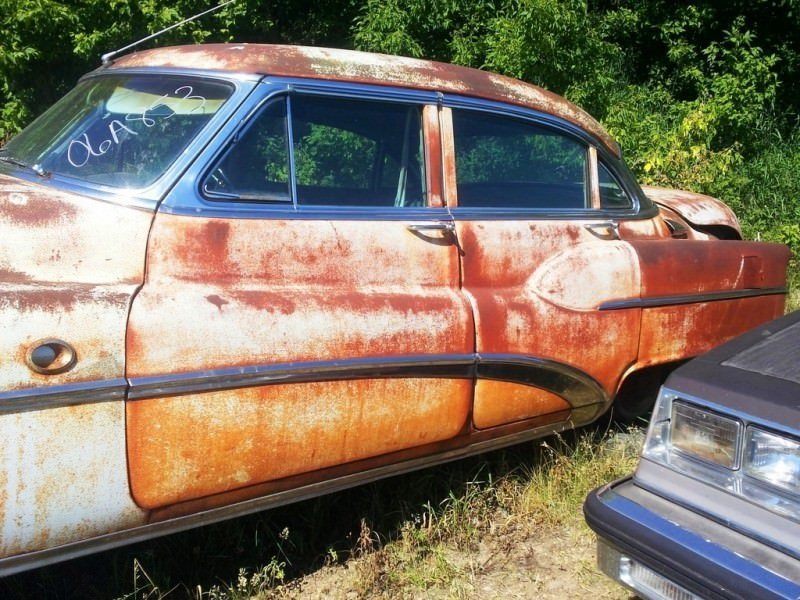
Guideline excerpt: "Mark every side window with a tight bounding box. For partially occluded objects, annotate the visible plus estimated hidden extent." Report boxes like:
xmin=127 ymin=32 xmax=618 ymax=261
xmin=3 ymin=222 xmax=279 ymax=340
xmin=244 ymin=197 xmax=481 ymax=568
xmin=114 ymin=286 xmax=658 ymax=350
xmin=204 ymin=99 xmax=290 ymax=202
xmin=598 ymin=161 xmax=633 ymax=209
xmin=291 ymin=96 xmax=426 ymax=207
xmin=452 ymin=109 xmax=587 ymax=209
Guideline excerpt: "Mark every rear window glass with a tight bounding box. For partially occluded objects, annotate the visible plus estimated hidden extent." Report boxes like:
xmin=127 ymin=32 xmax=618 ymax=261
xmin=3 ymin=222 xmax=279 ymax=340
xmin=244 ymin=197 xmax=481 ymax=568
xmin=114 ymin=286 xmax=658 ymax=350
xmin=452 ymin=109 xmax=587 ymax=209
xmin=1 ymin=75 xmax=234 ymax=189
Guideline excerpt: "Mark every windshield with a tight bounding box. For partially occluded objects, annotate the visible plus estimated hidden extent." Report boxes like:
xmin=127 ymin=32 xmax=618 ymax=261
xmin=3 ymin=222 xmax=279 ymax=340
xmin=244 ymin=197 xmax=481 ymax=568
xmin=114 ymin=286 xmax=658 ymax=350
xmin=0 ymin=74 xmax=234 ymax=189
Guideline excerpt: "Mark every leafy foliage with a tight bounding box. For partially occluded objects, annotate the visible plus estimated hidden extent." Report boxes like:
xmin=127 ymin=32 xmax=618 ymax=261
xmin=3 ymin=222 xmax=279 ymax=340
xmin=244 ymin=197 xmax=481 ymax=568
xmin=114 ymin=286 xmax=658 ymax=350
xmin=1 ymin=0 xmax=799 ymax=261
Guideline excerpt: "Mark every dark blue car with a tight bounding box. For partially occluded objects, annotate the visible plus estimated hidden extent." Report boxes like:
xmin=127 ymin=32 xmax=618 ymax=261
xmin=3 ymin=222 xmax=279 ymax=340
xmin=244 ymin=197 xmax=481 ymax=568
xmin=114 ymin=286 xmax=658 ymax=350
xmin=585 ymin=310 xmax=800 ymax=599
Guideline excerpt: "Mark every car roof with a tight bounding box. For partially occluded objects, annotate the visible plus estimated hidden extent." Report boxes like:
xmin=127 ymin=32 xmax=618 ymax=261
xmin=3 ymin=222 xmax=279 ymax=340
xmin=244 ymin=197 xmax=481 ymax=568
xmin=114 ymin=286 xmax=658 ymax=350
xmin=666 ymin=310 xmax=800 ymax=432
xmin=108 ymin=43 xmax=620 ymax=157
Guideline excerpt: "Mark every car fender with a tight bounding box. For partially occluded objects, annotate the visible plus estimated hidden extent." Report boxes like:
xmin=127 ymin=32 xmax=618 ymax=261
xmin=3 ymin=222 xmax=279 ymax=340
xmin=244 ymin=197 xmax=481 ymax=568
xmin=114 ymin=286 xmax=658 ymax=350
xmin=641 ymin=185 xmax=742 ymax=239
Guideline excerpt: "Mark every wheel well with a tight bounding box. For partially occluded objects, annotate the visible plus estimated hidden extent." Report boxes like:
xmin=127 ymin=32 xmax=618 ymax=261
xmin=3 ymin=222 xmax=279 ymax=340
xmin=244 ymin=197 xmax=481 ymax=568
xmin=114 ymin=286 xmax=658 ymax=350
xmin=612 ymin=360 xmax=688 ymax=423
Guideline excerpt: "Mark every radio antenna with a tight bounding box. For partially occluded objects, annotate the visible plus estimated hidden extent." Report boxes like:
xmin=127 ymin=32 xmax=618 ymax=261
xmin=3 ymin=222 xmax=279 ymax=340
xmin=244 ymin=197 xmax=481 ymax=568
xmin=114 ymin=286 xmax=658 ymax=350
xmin=101 ymin=0 xmax=238 ymax=66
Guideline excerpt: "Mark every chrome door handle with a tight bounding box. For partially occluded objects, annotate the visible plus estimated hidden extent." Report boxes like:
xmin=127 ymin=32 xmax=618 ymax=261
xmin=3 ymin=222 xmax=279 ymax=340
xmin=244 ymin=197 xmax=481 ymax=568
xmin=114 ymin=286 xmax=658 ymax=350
xmin=406 ymin=221 xmax=455 ymax=234
xmin=584 ymin=221 xmax=620 ymax=240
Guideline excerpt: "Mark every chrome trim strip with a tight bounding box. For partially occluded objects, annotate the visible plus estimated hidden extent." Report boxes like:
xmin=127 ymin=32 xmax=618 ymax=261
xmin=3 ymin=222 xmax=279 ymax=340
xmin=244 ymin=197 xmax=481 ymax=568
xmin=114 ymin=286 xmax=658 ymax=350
xmin=0 ymin=417 xmax=573 ymax=578
xmin=0 ymin=378 xmax=127 ymax=415
xmin=599 ymin=287 xmax=788 ymax=311
xmin=127 ymin=353 xmax=608 ymax=417
xmin=127 ymin=354 xmax=475 ymax=399
xmin=477 ymin=353 xmax=607 ymax=411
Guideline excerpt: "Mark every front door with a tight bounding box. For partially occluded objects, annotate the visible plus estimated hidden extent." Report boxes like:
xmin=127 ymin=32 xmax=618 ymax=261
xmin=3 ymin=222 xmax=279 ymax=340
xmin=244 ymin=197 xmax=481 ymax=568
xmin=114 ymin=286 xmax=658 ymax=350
xmin=125 ymin=88 xmax=474 ymax=510
xmin=444 ymin=105 xmax=642 ymax=428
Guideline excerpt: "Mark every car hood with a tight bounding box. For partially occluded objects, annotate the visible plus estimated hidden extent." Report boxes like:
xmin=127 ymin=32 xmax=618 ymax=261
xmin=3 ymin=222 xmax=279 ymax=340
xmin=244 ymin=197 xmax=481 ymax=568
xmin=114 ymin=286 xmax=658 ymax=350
xmin=665 ymin=310 xmax=800 ymax=432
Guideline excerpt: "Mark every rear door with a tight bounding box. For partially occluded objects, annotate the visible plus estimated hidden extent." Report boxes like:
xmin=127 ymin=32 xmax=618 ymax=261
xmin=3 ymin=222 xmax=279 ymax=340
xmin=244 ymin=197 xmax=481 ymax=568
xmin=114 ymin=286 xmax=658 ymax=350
xmin=126 ymin=85 xmax=474 ymax=510
xmin=443 ymin=104 xmax=642 ymax=427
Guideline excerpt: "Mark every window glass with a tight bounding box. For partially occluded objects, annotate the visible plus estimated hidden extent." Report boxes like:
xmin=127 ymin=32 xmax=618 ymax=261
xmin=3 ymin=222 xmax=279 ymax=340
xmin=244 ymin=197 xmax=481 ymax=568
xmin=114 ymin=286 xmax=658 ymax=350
xmin=452 ymin=109 xmax=587 ymax=209
xmin=204 ymin=99 xmax=290 ymax=202
xmin=291 ymin=96 xmax=426 ymax=207
xmin=1 ymin=75 xmax=234 ymax=189
xmin=598 ymin=161 xmax=632 ymax=209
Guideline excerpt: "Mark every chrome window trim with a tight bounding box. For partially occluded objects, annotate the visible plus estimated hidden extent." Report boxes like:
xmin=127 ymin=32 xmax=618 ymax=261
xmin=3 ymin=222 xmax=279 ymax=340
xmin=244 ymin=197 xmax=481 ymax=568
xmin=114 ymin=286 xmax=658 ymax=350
xmin=158 ymin=76 xmax=657 ymax=221
xmin=81 ymin=65 xmax=264 ymax=83
xmin=163 ymin=78 xmax=445 ymax=219
xmin=442 ymin=95 xmax=653 ymax=220
xmin=0 ymin=71 xmax=258 ymax=211
xmin=446 ymin=102 xmax=592 ymax=211
xmin=199 ymin=95 xmax=295 ymax=206
xmin=126 ymin=352 xmax=608 ymax=418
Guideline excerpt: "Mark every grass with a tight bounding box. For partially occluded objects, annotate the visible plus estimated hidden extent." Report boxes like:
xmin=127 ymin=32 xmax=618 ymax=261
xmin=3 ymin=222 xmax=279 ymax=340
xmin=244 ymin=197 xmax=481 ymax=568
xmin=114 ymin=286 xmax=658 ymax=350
xmin=0 ymin=423 xmax=643 ymax=599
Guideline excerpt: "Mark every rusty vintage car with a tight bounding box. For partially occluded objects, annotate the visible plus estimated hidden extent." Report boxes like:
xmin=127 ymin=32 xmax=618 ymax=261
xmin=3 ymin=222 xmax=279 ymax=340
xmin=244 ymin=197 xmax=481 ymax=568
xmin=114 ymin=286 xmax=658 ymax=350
xmin=0 ymin=44 xmax=790 ymax=574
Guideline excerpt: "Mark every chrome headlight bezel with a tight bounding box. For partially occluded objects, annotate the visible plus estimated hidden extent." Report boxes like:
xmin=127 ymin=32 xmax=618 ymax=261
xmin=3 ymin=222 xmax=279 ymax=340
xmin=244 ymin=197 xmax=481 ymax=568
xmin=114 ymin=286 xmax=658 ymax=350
xmin=642 ymin=388 xmax=800 ymax=523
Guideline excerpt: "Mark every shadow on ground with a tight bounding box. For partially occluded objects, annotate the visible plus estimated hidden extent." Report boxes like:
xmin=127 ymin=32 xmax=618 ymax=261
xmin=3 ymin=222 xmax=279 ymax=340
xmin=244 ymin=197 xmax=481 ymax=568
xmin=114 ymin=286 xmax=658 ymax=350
xmin=0 ymin=416 xmax=637 ymax=599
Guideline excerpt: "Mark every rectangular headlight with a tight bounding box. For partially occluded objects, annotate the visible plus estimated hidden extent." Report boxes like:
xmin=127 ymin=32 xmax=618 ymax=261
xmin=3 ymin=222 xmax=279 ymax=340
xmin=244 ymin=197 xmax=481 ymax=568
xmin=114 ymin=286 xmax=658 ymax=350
xmin=670 ymin=401 xmax=741 ymax=469
xmin=744 ymin=427 xmax=800 ymax=496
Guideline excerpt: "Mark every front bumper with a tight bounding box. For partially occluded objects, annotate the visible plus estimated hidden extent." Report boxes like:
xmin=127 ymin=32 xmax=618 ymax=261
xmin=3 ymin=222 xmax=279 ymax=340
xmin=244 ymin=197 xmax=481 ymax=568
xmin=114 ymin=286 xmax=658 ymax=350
xmin=584 ymin=478 xmax=800 ymax=600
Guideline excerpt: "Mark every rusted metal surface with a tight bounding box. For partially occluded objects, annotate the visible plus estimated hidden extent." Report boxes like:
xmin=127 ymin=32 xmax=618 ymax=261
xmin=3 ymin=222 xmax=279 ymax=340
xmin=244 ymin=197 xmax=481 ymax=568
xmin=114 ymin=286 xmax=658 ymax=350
xmin=642 ymin=185 xmax=742 ymax=235
xmin=0 ymin=402 xmax=146 ymax=556
xmin=632 ymin=240 xmax=790 ymax=298
xmin=126 ymin=212 xmax=474 ymax=506
xmin=617 ymin=214 xmax=671 ymax=240
xmin=109 ymin=44 xmax=620 ymax=157
xmin=637 ymin=295 xmax=786 ymax=368
xmin=0 ymin=47 xmax=791 ymax=564
xmin=472 ymin=380 xmax=570 ymax=429
xmin=0 ymin=174 xmax=150 ymax=558
xmin=456 ymin=221 xmax=642 ymax=396
xmin=439 ymin=107 xmax=458 ymax=207
xmin=422 ymin=105 xmax=443 ymax=207
xmin=148 ymin=408 xmax=572 ymax=522
xmin=629 ymin=239 xmax=789 ymax=368
xmin=646 ymin=204 xmax=712 ymax=240
xmin=128 ymin=214 xmax=472 ymax=373
xmin=128 ymin=378 xmax=472 ymax=508
xmin=0 ymin=174 xmax=151 ymax=391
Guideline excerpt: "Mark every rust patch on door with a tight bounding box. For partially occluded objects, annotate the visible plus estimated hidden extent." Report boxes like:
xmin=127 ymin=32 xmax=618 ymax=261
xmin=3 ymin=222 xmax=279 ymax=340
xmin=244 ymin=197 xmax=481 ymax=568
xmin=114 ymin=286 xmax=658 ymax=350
xmin=127 ymin=377 xmax=472 ymax=509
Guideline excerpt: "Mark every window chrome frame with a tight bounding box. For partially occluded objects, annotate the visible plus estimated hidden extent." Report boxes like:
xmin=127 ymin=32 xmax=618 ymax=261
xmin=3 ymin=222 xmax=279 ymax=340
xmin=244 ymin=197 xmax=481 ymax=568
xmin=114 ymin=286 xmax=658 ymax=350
xmin=158 ymin=75 xmax=656 ymax=221
xmin=446 ymin=103 xmax=593 ymax=211
xmin=162 ymin=77 xmax=446 ymax=221
xmin=442 ymin=94 xmax=654 ymax=220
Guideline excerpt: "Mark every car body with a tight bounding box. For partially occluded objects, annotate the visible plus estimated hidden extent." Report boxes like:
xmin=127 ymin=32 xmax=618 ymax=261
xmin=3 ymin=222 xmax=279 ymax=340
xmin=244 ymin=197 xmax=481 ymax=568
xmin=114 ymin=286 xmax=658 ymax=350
xmin=585 ymin=310 xmax=800 ymax=599
xmin=0 ymin=43 xmax=791 ymax=575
